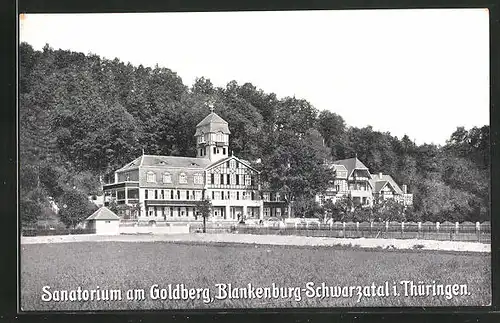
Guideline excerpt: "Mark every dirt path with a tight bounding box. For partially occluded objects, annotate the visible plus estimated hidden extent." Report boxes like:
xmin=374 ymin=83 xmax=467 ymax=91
xmin=20 ymin=233 xmax=490 ymax=253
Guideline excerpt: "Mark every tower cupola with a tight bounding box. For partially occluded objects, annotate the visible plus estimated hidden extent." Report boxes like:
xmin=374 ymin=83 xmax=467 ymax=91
xmin=195 ymin=104 xmax=230 ymax=162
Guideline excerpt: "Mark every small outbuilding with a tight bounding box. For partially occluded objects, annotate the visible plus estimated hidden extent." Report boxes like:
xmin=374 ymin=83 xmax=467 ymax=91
xmin=86 ymin=206 xmax=120 ymax=235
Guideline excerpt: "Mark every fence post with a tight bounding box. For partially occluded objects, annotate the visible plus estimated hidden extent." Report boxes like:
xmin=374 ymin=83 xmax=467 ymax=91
xmin=385 ymin=221 xmax=389 ymax=237
xmin=401 ymin=221 xmax=405 ymax=236
xmin=342 ymin=222 xmax=346 ymax=237
xmin=329 ymin=222 xmax=333 ymax=230
xmin=436 ymin=222 xmax=440 ymax=234
xmin=370 ymin=221 xmax=373 ymax=235
xmin=476 ymin=222 xmax=480 ymax=242
xmin=356 ymin=221 xmax=359 ymax=235
xmin=417 ymin=222 xmax=421 ymax=239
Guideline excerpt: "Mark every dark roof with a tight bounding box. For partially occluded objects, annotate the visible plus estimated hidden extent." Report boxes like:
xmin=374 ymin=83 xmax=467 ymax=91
xmin=370 ymin=173 xmax=404 ymax=194
xmin=86 ymin=207 xmax=120 ymax=221
xmin=332 ymin=157 xmax=369 ymax=177
xmin=195 ymin=112 xmax=230 ymax=136
xmin=141 ymin=155 xmax=212 ymax=169
xmin=116 ymin=156 xmax=142 ymax=172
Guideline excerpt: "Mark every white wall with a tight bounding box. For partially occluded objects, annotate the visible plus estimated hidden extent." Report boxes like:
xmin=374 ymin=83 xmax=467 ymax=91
xmin=95 ymin=220 xmax=120 ymax=235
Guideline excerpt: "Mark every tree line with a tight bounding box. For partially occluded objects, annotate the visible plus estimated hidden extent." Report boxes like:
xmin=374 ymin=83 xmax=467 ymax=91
xmin=19 ymin=42 xmax=490 ymax=227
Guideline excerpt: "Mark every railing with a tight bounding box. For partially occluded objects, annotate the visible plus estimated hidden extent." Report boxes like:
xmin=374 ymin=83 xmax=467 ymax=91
xmin=197 ymin=221 xmax=491 ymax=243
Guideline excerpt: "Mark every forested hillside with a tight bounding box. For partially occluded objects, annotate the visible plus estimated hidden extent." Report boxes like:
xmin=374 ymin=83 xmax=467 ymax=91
xmin=19 ymin=42 xmax=490 ymax=226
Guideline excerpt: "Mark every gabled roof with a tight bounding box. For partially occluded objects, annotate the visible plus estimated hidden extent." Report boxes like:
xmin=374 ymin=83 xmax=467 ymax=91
xmin=205 ymin=156 xmax=260 ymax=173
xmin=370 ymin=173 xmax=404 ymax=195
xmin=141 ymin=155 xmax=212 ymax=169
xmin=195 ymin=112 xmax=231 ymax=136
xmin=332 ymin=157 xmax=369 ymax=178
xmin=86 ymin=207 xmax=120 ymax=221
xmin=330 ymin=164 xmax=348 ymax=178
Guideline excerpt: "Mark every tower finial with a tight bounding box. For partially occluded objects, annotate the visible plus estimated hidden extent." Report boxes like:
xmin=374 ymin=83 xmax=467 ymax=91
xmin=206 ymin=99 xmax=215 ymax=113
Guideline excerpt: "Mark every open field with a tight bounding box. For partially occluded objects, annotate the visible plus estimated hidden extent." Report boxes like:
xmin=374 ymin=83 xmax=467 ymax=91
xmin=21 ymin=240 xmax=491 ymax=311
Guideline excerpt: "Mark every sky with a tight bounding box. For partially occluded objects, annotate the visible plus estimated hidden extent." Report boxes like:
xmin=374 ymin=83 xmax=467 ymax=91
xmin=19 ymin=9 xmax=490 ymax=146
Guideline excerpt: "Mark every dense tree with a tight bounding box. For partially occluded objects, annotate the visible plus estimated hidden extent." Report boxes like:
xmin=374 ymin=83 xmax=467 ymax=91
xmin=58 ymin=189 xmax=98 ymax=228
xmin=18 ymin=42 xmax=491 ymax=226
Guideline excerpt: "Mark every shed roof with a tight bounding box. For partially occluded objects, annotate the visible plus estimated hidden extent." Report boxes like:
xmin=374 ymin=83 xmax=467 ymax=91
xmin=86 ymin=207 xmax=120 ymax=221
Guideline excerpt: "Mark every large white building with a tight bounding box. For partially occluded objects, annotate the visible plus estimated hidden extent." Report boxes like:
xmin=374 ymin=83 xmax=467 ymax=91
xmin=102 ymin=108 xmax=286 ymax=222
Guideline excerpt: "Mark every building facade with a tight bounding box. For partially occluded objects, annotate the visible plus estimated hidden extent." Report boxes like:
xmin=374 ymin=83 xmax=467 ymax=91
xmin=102 ymin=109 xmax=287 ymax=222
xmin=317 ymin=157 xmax=413 ymax=208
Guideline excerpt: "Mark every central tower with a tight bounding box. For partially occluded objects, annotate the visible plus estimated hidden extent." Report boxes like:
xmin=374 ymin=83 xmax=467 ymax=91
xmin=195 ymin=104 xmax=231 ymax=162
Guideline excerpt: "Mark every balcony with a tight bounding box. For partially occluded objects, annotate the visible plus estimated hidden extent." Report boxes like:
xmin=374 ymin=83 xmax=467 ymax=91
xmin=349 ymin=190 xmax=372 ymax=198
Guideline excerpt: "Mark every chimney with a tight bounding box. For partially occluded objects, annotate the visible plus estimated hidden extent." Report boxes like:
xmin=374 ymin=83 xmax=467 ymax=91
xmin=402 ymin=184 xmax=407 ymax=194
xmin=379 ymin=172 xmax=383 ymax=179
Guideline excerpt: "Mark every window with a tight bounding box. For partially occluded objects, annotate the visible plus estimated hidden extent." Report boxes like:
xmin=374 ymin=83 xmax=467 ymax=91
xmin=212 ymin=191 xmax=215 ymax=200
xmin=236 ymin=175 xmax=239 ymax=185
xmin=236 ymin=161 xmax=239 ymax=168
xmin=145 ymin=190 xmax=149 ymax=199
xmin=251 ymin=192 xmax=255 ymax=200
xmin=148 ymin=207 xmax=154 ymax=217
xmin=195 ymin=191 xmax=202 ymax=200
xmin=213 ymin=147 xmax=217 ymax=154
xmin=223 ymin=148 xmax=226 ymax=155
xmin=178 ymin=207 xmax=181 ymax=217
xmin=170 ymin=190 xmax=174 ymax=199
xmin=230 ymin=174 xmax=235 ymax=185
xmin=162 ymin=172 xmax=172 ymax=183
xmin=227 ymin=191 xmax=230 ymax=200
xmin=245 ymin=175 xmax=252 ymax=186
xmin=210 ymin=174 xmax=214 ymax=185
xmin=275 ymin=193 xmax=281 ymax=201
xmin=177 ymin=191 xmax=180 ymax=199
xmin=226 ymin=174 xmax=230 ymax=185
xmin=147 ymin=171 xmax=156 ymax=183
xmin=264 ymin=208 xmax=270 ymax=217
xmin=179 ymin=173 xmax=187 ymax=184
xmin=236 ymin=192 xmax=240 ymax=200
xmin=230 ymin=191 xmax=236 ymax=200
xmin=263 ymin=193 xmax=270 ymax=201
xmin=230 ymin=160 xmax=236 ymax=168
xmin=214 ymin=191 xmax=221 ymax=200
xmin=276 ymin=208 xmax=281 ymax=217
xmin=221 ymin=191 xmax=224 ymax=200
xmin=226 ymin=161 xmax=230 ymax=168
xmin=204 ymin=147 xmax=207 ymax=156
xmin=199 ymin=148 xmax=203 ymax=156
xmin=154 ymin=190 xmax=158 ymax=199
xmin=220 ymin=174 xmax=224 ymax=185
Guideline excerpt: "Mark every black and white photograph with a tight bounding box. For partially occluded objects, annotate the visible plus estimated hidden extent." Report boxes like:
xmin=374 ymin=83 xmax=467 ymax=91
xmin=18 ymin=9 xmax=491 ymax=311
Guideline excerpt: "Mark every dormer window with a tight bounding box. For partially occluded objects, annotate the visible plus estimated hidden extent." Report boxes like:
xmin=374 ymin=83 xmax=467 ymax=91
xmin=179 ymin=173 xmax=187 ymax=184
xmin=162 ymin=172 xmax=172 ymax=184
xmin=147 ymin=171 xmax=156 ymax=183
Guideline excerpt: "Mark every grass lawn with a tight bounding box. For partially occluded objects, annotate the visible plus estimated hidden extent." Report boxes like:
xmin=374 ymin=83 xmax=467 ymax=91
xmin=20 ymin=241 xmax=491 ymax=311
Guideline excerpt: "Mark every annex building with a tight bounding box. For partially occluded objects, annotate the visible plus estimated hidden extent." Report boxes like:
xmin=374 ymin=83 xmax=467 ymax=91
xmin=102 ymin=108 xmax=286 ymax=222
xmin=317 ymin=157 xmax=413 ymax=208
